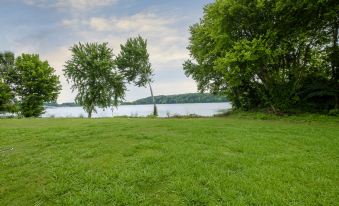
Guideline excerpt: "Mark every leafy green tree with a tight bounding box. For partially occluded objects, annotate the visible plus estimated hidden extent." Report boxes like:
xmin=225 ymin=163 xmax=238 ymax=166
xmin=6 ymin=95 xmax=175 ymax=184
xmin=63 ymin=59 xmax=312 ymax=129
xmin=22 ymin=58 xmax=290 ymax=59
xmin=116 ymin=36 xmax=158 ymax=116
xmin=184 ymin=0 xmax=338 ymax=113
xmin=6 ymin=54 xmax=61 ymax=117
xmin=0 ymin=51 xmax=15 ymax=81
xmin=0 ymin=51 xmax=16 ymax=113
xmin=0 ymin=81 xmax=16 ymax=113
xmin=272 ymin=0 xmax=338 ymax=110
xmin=64 ymin=42 xmax=125 ymax=118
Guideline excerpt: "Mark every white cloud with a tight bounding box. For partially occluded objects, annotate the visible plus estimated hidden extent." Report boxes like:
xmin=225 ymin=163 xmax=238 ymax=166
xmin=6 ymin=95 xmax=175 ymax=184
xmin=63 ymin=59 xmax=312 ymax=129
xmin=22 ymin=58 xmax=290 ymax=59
xmin=88 ymin=13 xmax=174 ymax=33
xmin=23 ymin=0 xmax=118 ymax=11
xmin=62 ymin=12 xmax=189 ymax=64
xmin=62 ymin=12 xmax=177 ymax=34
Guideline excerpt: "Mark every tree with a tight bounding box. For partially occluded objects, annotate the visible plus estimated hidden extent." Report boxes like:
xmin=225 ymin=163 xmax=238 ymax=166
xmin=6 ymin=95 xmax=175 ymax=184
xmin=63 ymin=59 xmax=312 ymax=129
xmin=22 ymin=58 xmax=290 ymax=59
xmin=116 ymin=36 xmax=158 ymax=116
xmin=0 ymin=51 xmax=15 ymax=81
xmin=184 ymin=0 xmax=338 ymax=113
xmin=6 ymin=54 xmax=61 ymax=117
xmin=0 ymin=81 xmax=16 ymax=114
xmin=64 ymin=42 xmax=125 ymax=118
xmin=0 ymin=52 xmax=16 ymax=114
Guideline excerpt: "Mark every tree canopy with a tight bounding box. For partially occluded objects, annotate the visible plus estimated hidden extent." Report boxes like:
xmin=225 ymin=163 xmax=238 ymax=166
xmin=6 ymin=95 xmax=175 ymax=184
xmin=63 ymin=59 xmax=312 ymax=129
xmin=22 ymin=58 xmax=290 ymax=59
xmin=0 ymin=52 xmax=15 ymax=81
xmin=64 ymin=42 xmax=125 ymax=118
xmin=0 ymin=81 xmax=16 ymax=113
xmin=116 ymin=36 xmax=153 ymax=87
xmin=0 ymin=52 xmax=61 ymax=117
xmin=116 ymin=36 xmax=158 ymax=115
xmin=0 ymin=52 xmax=16 ymax=113
xmin=184 ymin=0 xmax=338 ymax=113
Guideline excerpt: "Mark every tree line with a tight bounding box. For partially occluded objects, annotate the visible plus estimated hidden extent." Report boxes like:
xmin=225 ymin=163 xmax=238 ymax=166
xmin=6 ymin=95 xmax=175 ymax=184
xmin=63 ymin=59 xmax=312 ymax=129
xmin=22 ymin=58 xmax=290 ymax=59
xmin=123 ymin=93 xmax=228 ymax=105
xmin=0 ymin=36 xmax=157 ymax=118
xmin=184 ymin=0 xmax=338 ymax=114
xmin=45 ymin=93 xmax=228 ymax=107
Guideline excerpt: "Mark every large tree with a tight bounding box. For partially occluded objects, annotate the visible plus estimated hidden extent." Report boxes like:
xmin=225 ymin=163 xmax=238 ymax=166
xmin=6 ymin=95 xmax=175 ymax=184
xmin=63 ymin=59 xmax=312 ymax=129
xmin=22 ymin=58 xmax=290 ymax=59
xmin=184 ymin=0 xmax=338 ymax=113
xmin=64 ymin=42 xmax=125 ymax=118
xmin=7 ymin=54 xmax=61 ymax=117
xmin=116 ymin=36 xmax=158 ymax=116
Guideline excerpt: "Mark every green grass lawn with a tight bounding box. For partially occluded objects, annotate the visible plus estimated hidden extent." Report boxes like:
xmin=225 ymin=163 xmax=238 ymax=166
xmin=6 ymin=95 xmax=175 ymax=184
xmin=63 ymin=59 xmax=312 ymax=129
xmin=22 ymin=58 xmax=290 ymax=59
xmin=0 ymin=116 xmax=338 ymax=205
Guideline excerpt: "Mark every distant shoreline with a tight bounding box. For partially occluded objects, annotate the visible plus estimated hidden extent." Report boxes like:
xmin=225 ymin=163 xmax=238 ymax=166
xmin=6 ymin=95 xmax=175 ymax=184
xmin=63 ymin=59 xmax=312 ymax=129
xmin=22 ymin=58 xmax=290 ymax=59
xmin=44 ymin=102 xmax=229 ymax=108
xmin=45 ymin=93 xmax=229 ymax=107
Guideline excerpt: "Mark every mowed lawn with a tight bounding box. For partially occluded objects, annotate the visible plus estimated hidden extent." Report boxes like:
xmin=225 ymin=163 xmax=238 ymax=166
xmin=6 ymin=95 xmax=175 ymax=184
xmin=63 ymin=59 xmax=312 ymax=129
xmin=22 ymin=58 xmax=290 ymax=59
xmin=0 ymin=117 xmax=338 ymax=205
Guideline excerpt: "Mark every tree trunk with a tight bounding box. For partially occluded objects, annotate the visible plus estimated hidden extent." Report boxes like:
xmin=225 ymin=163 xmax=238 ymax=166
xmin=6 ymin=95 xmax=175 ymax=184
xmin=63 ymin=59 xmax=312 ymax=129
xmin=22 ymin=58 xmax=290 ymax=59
xmin=332 ymin=20 xmax=338 ymax=109
xmin=88 ymin=105 xmax=93 ymax=118
xmin=148 ymin=82 xmax=158 ymax=116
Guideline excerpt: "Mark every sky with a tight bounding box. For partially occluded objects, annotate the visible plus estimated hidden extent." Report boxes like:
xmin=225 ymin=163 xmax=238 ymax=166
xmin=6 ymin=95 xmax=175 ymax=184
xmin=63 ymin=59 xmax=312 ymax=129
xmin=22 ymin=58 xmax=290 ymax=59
xmin=0 ymin=0 xmax=214 ymax=103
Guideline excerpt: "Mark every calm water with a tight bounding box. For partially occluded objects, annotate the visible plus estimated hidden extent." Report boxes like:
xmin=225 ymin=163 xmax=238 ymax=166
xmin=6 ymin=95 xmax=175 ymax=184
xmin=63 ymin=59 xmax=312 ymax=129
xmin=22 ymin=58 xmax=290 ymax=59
xmin=42 ymin=103 xmax=231 ymax=118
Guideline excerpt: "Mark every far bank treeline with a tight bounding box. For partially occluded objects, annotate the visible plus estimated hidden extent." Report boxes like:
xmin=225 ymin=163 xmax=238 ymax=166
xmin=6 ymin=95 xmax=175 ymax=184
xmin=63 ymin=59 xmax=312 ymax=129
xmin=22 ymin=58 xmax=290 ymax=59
xmin=45 ymin=93 xmax=228 ymax=107
xmin=124 ymin=93 xmax=228 ymax=105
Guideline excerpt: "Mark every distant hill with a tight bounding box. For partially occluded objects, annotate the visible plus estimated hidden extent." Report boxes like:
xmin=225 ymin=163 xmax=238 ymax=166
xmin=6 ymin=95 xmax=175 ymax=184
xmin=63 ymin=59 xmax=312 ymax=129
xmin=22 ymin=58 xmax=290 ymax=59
xmin=122 ymin=93 xmax=228 ymax=105
xmin=44 ymin=102 xmax=79 ymax=107
xmin=45 ymin=93 xmax=228 ymax=107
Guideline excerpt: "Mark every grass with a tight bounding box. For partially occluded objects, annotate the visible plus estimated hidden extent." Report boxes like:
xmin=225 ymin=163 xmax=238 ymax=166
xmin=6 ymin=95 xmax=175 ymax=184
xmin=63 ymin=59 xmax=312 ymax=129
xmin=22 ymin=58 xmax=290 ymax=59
xmin=0 ymin=116 xmax=338 ymax=205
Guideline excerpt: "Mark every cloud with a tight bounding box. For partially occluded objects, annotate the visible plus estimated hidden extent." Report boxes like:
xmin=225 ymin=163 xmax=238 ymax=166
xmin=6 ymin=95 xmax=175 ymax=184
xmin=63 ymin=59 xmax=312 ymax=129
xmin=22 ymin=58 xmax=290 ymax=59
xmin=61 ymin=12 xmax=189 ymax=64
xmin=62 ymin=12 xmax=177 ymax=34
xmin=88 ymin=13 xmax=174 ymax=33
xmin=22 ymin=0 xmax=118 ymax=11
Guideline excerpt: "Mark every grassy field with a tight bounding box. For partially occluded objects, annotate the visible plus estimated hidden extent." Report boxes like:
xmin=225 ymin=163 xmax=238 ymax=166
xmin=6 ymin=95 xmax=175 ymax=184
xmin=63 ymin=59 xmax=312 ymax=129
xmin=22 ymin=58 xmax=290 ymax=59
xmin=0 ymin=116 xmax=338 ymax=205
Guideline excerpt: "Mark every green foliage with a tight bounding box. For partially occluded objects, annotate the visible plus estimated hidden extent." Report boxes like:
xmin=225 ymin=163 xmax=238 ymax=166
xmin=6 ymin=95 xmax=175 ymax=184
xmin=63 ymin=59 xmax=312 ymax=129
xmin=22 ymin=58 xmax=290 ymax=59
xmin=184 ymin=0 xmax=338 ymax=113
xmin=2 ymin=53 xmax=60 ymax=117
xmin=0 ymin=51 xmax=15 ymax=82
xmin=116 ymin=36 xmax=158 ymax=115
xmin=0 ymin=52 xmax=16 ymax=113
xmin=0 ymin=81 xmax=16 ymax=113
xmin=64 ymin=42 xmax=126 ymax=118
xmin=116 ymin=36 xmax=153 ymax=87
xmin=0 ymin=117 xmax=338 ymax=205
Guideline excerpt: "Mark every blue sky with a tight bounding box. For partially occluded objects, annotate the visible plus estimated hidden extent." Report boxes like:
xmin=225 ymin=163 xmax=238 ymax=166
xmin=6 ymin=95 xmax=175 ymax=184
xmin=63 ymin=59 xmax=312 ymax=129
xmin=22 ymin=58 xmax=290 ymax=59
xmin=1 ymin=0 xmax=213 ymax=103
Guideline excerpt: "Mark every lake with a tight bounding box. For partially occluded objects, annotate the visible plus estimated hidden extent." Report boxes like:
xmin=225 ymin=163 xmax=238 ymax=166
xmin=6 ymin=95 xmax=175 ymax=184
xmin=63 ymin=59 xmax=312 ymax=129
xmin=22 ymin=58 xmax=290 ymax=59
xmin=43 ymin=102 xmax=232 ymax=118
